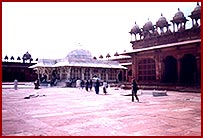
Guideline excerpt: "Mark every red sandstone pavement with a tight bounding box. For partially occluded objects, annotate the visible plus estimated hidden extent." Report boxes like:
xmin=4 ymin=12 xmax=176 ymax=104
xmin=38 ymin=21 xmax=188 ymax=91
xmin=2 ymin=86 xmax=201 ymax=136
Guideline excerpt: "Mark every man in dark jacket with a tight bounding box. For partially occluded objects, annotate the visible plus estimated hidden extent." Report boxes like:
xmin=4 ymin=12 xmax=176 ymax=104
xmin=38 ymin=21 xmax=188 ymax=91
xmin=95 ymin=79 xmax=100 ymax=94
xmin=132 ymin=79 xmax=139 ymax=102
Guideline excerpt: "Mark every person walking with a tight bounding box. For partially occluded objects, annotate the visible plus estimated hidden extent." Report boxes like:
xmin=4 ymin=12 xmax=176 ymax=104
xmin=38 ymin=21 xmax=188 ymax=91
xmin=85 ymin=80 xmax=89 ymax=91
xmin=95 ymin=79 xmax=100 ymax=94
xmin=132 ymin=79 xmax=139 ymax=102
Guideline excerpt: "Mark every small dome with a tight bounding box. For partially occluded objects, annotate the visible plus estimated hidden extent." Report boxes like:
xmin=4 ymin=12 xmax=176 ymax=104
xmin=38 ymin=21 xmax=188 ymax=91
xmin=192 ymin=2 xmax=201 ymax=16
xmin=173 ymin=8 xmax=185 ymax=21
xmin=22 ymin=51 xmax=31 ymax=60
xmin=130 ymin=22 xmax=140 ymax=34
xmin=156 ymin=13 xmax=169 ymax=28
xmin=143 ymin=19 xmax=154 ymax=31
xmin=66 ymin=49 xmax=92 ymax=59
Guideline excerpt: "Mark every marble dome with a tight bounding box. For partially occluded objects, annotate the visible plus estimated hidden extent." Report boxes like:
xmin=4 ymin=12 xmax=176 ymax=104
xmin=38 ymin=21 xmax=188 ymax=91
xmin=66 ymin=49 xmax=92 ymax=59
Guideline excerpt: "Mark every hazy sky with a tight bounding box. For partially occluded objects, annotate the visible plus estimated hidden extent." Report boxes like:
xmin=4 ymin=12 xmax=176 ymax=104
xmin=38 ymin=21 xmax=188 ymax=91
xmin=2 ymin=2 xmax=200 ymax=60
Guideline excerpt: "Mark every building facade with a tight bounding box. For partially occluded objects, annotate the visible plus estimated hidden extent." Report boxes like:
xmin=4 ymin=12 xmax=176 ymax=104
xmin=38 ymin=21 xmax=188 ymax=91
xmin=121 ymin=3 xmax=201 ymax=86
xmin=109 ymin=55 xmax=132 ymax=82
xmin=2 ymin=52 xmax=38 ymax=82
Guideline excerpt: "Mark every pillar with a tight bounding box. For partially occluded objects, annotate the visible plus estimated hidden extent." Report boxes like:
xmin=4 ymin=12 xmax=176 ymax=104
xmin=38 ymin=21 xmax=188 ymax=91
xmin=81 ymin=68 xmax=84 ymax=80
xmin=154 ymin=52 xmax=162 ymax=82
xmin=176 ymin=55 xmax=182 ymax=83
xmin=106 ymin=71 xmax=108 ymax=81
xmin=196 ymin=55 xmax=200 ymax=84
xmin=90 ymin=68 xmax=93 ymax=79
xmin=59 ymin=67 xmax=63 ymax=81
xmin=66 ymin=67 xmax=71 ymax=79
xmin=132 ymin=54 xmax=138 ymax=81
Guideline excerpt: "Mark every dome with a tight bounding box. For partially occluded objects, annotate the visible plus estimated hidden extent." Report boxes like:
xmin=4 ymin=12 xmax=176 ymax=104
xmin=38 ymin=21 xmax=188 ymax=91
xmin=143 ymin=19 xmax=154 ymax=31
xmin=66 ymin=49 xmax=92 ymax=59
xmin=130 ymin=22 xmax=140 ymax=34
xmin=192 ymin=2 xmax=201 ymax=16
xmin=173 ymin=8 xmax=185 ymax=20
xmin=156 ymin=13 xmax=169 ymax=28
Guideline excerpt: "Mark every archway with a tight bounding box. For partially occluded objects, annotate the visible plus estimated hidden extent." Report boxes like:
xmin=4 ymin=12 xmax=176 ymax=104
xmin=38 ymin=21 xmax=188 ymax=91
xmin=180 ymin=54 xmax=197 ymax=84
xmin=162 ymin=56 xmax=177 ymax=83
xmin=118 ymin=71 xmax=122 ymax=82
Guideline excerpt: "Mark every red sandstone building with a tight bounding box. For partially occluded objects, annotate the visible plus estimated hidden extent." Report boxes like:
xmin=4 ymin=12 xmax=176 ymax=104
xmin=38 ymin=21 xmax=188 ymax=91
xmin=2 ymin=52 xmax=38 ymax=82
xmin=120 ymin=3 xmax=201 ymax=87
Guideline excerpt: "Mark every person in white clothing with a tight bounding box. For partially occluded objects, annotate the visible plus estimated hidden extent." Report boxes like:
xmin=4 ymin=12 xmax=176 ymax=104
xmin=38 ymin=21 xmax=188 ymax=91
xmin=76 ymin=79 xmax=81 ymax=88
xmin=103 ymin=81 xmax=108 ymax=95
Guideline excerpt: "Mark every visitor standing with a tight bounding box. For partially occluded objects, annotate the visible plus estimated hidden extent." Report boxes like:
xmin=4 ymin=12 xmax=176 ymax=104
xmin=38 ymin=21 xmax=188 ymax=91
xmin=76 ymin=79 xmax=81 ymax=88
xmin=132 ymin=79 xmax=139 ymax=102
xmin=14 ymin=79 xmax=18 ymax=90
xmin=103 ymin=81 xmax=108 ymax=95
xmin=81 ymin=80 xmax=84 ymax=89
xmin=95 ymin=79 xmax=100 ymax=94
xmin=89 ymin=79 xmax=93 ymax=91
xmin=85 ymin=80 xmax=89 ymax=91
xmin=34 ymin=79 xmax=40 ymax=89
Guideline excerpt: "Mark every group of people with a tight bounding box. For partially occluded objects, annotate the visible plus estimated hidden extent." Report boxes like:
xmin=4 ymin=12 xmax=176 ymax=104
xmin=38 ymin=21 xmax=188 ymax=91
xmin=76 ymin=79 xmax=108 ymax=95
xmin=76 ymin=79 xmax=93 ymax=91
xmin=33 ymin=76 xmax=140 ymax=102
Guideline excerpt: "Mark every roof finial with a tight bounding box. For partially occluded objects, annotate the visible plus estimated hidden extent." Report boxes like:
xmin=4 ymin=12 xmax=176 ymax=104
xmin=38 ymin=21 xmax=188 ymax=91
xmin=178 ymin=8 xmax=180 ymax=11
xmin=197 ymin=2 xmax=199 ymax=6
xmin=161 ymin=13 xmax=163 ymax=16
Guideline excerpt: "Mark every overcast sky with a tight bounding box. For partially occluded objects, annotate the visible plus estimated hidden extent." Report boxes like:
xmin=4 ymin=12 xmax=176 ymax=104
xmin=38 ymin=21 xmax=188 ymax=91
xmin=2 ymin=2 xmax=200 ymax=60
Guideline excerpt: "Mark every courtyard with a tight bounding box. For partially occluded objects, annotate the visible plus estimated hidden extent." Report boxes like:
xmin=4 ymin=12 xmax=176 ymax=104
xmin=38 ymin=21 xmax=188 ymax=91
xmin=2 ymin=85 xmax=201 ymax=136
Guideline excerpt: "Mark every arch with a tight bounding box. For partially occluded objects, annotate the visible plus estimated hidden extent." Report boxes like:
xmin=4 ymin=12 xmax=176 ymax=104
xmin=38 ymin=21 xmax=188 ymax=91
xmin=162 ymin=56 xmax=178 ymax=83
xmin=180 ymin=54 xmax=197 ymax=84
xmin=138 ymin=58 xmax=156 ymax=81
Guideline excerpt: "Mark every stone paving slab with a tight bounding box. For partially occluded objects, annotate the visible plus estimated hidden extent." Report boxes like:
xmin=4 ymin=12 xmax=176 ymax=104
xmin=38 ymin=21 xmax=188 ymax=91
xmin=2 ymin=87 xmax=201 ymax=136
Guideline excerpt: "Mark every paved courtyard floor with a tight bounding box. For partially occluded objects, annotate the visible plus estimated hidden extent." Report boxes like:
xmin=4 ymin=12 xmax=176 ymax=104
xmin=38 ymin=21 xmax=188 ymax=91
xmin=2 ymin=86 xmax=201 ymax=136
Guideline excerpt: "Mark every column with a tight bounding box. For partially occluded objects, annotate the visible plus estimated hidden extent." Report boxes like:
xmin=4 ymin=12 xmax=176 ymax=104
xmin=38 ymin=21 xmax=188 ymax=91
xmin=132 ymin=54 xmax=138 ymax=81
xmin=59 ymin=67 xmax=63 ymax=81
xmin=90 ymin=68 xmax=93 ymax=79
xmin=66 ymin=67 xmax=71 ymax=79
xmin=154 ymin=54 xmax=162 ymax=82
xmin=98 ymin=69 xmax=101 ymax=80
xmin=81 ymin=68 xmax=84 ymax=80
xmin=196 ymin=55 xmax=200 ymax=84
xmin=176 ymin=55 xmax=182 ymax=83
xmin=106 ymin=70 xmax=108 ymax=81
